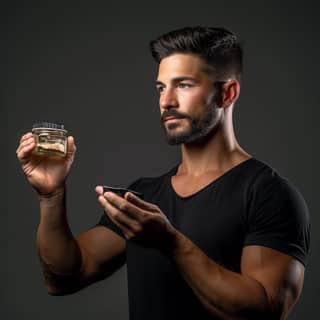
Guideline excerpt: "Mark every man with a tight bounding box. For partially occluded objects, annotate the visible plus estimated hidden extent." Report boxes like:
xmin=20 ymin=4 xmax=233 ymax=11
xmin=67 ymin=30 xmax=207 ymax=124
xmin=17 ymin=26 xmax=310 ymax=319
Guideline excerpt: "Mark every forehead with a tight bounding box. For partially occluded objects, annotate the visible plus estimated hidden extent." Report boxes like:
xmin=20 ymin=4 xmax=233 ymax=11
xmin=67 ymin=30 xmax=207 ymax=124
xmin=157 ymin=53 xmax=211 ymax=81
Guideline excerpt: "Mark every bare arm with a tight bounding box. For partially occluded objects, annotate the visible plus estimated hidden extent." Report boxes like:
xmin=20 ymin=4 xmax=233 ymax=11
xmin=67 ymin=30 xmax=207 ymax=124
xmin=37 ymin=186 xmax=126 ymax=295
xmin=17 ymin=132 xmax=126 ymax=295
xmin=171 ymin=232 xmax=304 ymax=319
xmin=101 ymin=191 xmax=305 ymax=320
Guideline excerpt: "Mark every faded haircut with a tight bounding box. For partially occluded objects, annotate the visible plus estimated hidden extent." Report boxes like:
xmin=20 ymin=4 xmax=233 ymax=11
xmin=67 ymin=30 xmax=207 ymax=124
xmin=149 ymin=26 xmax=243 ymax=81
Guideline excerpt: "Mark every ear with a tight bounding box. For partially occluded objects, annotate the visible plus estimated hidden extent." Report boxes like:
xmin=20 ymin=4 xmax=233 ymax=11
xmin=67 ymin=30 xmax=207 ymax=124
xmin=221 ymin=80 xmax=240 ymax=108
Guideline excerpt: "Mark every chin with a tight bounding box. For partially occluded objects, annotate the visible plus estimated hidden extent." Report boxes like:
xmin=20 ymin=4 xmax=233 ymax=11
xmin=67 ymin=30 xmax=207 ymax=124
xmin=165 ymin=123 xmax=219 ymax=146
xmin=165 ymin=131 xmax=192 ymax=145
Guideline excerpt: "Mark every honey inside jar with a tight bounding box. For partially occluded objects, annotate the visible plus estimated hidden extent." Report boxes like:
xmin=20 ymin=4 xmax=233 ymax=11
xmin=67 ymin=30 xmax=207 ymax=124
xmin=32 ymin=122 xmax=67 ymax=157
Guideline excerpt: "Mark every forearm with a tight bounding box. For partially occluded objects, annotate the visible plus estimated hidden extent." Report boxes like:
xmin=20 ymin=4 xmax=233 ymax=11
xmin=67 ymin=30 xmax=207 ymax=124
xmin=37 ymin=186 xmax=83 ymax=293
xmin=171 ymin=231 xmax=277 ymax=319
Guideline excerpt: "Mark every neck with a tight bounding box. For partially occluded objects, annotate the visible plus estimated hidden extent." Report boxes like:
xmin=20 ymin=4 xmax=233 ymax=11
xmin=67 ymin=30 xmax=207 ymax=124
xmin=177 ymin=110 xmax=251 ymax=177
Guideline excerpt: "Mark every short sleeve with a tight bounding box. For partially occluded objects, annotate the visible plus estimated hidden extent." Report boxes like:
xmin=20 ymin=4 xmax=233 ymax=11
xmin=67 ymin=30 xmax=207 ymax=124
xmin=96 ymin=178 xmax=143 ymax=238
xmin=244 ymin=177 xmax=311 ymax=266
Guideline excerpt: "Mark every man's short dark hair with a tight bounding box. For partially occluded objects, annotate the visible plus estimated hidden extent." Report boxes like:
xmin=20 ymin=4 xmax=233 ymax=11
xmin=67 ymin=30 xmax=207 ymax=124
xmin=149 ymin=26 xmax=243 ymax=81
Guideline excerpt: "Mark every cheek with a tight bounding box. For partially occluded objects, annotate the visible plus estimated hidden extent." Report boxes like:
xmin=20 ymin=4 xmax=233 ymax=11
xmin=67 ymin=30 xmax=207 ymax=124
xmin=181 ymin=91 xmax=205 ymax=107
xmin=182 ymin=92 xmax=211 ymax=116
xmin=205 ymin=91 xmax=217 ymax=105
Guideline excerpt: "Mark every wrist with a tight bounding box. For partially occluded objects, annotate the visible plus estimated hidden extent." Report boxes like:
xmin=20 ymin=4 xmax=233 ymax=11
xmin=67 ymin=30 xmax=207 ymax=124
xmin=38 ymin=185 xmax=67 ymax=224
xmin=164 ymin=228 xmax=192 ymax=258
xmin=39 ymin=185 xmax=66 ymax=203
xmin=172 ymin=230 xmax=192 ymax=256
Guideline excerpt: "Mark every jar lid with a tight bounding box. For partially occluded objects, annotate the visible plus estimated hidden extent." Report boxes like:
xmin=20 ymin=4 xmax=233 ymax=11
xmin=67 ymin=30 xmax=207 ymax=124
xmin=32 ymin=122 xmax=66 ymax=131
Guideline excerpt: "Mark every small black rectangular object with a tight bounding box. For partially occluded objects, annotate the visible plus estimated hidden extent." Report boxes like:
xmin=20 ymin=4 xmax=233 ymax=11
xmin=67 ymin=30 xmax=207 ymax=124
xmin=102 ymin=185 xmax=144 ymax=199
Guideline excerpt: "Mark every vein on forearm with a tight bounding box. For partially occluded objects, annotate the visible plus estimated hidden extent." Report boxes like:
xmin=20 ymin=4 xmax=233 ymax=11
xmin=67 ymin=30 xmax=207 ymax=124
xmin=37 ymin=186 xmax=84 ymax=288
xmin=171 ymin=232 xmax=275 ymax=319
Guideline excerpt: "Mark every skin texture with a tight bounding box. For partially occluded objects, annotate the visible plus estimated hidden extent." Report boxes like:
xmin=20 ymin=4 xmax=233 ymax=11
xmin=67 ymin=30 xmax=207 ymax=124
xmin=17 ymin=134 xmax=127 ymax=294
xmin=16 ymin=53 xmax=305 ymax=318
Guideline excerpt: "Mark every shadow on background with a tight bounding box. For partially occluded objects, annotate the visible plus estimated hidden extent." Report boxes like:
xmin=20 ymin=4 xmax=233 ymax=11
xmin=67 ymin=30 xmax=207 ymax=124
xmin=3 ymin=1 xmax=319 ymax=319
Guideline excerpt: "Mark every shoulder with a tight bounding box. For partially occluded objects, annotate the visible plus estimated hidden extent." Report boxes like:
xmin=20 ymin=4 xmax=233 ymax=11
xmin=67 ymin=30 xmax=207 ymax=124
xmin=240 ymin=158 xmax=284 ymax=187
xmin=225 ymin=158 xmax=284 ymax=195
xmin=245 ymin=158 xmax=308 ymax=210
xmin=244 ymin=158 xmax=311 ymax=266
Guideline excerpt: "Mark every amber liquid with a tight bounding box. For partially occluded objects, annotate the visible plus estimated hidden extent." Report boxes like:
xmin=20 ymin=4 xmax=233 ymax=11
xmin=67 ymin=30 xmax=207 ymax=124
xmin=33 ymin=131 xmax=67 ymax=157
xmin=33 ymin=143 xmax=66 ymax=157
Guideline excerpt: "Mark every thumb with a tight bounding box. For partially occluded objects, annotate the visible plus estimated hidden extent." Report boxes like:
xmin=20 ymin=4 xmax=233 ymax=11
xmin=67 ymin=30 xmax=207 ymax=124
xmin=66 ymin=136 xmax=76 ymax=158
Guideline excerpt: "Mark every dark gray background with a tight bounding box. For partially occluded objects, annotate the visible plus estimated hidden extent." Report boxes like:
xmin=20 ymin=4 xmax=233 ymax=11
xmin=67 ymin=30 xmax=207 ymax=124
xmin=3 ymin=1 xmax=319 ymax=319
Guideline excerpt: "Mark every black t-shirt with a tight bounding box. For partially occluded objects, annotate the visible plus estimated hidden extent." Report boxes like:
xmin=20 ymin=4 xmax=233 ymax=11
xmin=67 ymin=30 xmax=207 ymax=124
xmin=97 ymin=158 xmax=310 ymax=320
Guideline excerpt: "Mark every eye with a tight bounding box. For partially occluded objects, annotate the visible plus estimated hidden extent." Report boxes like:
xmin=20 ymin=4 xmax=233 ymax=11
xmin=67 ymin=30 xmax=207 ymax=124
xmin=178 ymin=82 xmax=193 ymax=89
xmin=156 ymin=85 xmax=165 ymax=94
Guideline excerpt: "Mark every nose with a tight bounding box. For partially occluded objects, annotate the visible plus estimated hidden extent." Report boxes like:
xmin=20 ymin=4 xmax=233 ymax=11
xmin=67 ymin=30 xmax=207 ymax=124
xmin=160 ymin=87 xmax=178 ymax=110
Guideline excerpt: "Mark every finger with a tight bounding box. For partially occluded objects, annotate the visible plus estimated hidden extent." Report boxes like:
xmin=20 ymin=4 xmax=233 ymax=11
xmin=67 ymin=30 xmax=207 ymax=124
xmin=66 ymin=136 xmax=76 ymax=158
xmin=95 ymin=185 xmax=104 ymax=195
xmin=17 ymin=136 xmax=36 ymax=154
xmin=16 ymin=139 xmax=36 ymax=162
xmin=104 ymin=192 xmax=146 ymax=220
xmin=101 ymin=202 xmax=134 ymax=238
xmin=104 ymin=197 xmax=139 ymax=227
xmin=98 ymin=194 xmax=139 ymax=233
xmin=125 ymin=192 xmax=156 ymax=211
xmin=107 ymin=214 xmax=135 ymax=240
xmin=16 ymin=138 xmax=35 ymax=159
xmin=17 ymin=143 xmax=36 ymax=161
xmin=19 ymin=132 xmax=33 ymax=144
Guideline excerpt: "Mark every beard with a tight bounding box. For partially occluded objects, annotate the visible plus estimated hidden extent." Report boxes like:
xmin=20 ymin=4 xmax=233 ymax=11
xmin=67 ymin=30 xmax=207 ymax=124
xmin=161 ymin=102 xmax=221 ymax=146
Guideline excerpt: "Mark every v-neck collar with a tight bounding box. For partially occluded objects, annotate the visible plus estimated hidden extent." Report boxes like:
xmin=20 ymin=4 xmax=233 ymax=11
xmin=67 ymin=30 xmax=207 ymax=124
xmin=169 ymin=157 xmax=255 ymax=200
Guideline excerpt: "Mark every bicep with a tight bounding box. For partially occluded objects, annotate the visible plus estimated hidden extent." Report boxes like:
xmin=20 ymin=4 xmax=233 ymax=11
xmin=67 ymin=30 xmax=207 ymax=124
xmin=241 ymin=245 xmax=305 ymax=318
xmin=76 ymin=226 xmax=126 ymax=281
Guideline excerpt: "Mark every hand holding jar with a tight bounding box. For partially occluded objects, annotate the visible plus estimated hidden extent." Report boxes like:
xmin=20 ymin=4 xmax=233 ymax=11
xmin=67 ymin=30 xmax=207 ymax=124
xmin=16 ymin=122 xmax=76 ymax=196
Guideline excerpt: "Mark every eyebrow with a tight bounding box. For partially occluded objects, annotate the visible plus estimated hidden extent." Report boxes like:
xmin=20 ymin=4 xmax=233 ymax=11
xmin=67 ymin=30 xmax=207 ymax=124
xmin=156 ymin=76 xmax=197 ymax=86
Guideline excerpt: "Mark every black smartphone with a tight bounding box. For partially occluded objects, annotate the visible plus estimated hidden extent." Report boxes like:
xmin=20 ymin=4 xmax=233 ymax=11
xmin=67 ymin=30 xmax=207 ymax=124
xmin=103 ymin=185 xmax=144 ymax=199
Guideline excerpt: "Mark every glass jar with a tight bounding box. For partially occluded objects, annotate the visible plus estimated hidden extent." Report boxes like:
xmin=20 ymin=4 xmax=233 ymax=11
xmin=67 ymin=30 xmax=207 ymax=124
xmin=32 ymin=122 xmax=68 ymax=157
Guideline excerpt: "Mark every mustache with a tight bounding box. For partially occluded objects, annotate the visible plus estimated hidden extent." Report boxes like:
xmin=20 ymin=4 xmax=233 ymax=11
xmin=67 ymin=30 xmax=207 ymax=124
xmin=161 ymin=110 xmax=190 ymax=122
